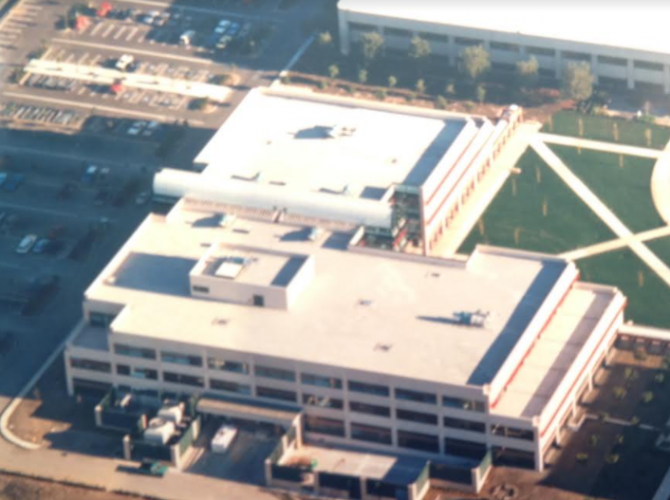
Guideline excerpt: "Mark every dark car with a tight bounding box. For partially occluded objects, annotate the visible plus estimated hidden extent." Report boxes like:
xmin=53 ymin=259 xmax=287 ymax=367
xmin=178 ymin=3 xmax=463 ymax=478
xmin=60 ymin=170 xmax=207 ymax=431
xmin=57 ymin=182 xmax=78 ymax=200
xmin=0 ymin=331 xmax=15 ymax=358
xmin=3 ymin=174 xmax=25 ymax=192
xmin=94 ymin=189 xmax=110 ymax=206
xmin=32 ymin=238 xmax=51 ymax=254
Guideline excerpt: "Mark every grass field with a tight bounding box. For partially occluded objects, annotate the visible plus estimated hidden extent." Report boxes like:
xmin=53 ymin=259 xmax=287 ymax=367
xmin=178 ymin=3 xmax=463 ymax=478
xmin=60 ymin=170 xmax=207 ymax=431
xmin=459 ymin=149 xmax=615 ymax=255
xmin=647 ymin=237 xmax=670 ymax=268
xmin=550 ymin=146 xmax=663 ymax=233
xmin=577 ymin=249 xmax=670 ymax=328
xmin=543 ymin=111 xmax=670 ymax=150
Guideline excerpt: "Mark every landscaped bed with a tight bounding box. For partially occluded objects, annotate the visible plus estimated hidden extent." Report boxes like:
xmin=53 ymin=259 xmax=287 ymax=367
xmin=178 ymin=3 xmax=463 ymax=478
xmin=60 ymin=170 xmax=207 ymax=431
xmin=577 ymin=249 xmax=670 ymax=328
xmin=543 ymin=111 xmax=670 ymax=150
xmin=550 ymin=145 xmax=663 ymax=233
xmin=459 ymin=149 xmax=615 ymax=255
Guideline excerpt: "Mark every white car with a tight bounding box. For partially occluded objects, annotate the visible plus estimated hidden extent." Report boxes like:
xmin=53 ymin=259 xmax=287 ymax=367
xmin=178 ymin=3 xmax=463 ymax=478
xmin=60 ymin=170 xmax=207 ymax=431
xmin=16 ymin=234 xmax=37 ymax=254
xmin=115 ymin=54 xmax=135 ymax=71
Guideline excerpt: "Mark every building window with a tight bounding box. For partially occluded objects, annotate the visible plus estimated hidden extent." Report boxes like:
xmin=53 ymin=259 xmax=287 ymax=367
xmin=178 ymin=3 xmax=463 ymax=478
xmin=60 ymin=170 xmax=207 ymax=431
xmin=349 ymin=401 xmax=390 ymax=418
xmin=491 ymin=61 xmax=515 ymax=72
xmin=207 ymin=357 xmax=249 ymax=374
xmin=302 ymin=394 xmax=343 ymax=410
xmin=255 ymin=365 xmax=296 ymax=382
xmin=70 ymin=357 xmax=111 ymax=373
xmin=192 ymin=285 xmax=209 ymax=294
xmin=455 ymin=37 xmax=483 ymax=47
xmin=490 ymin=41 xmax=519 ymax=52
xmin=563 ymin=51 xmax=591 ymax=62
xmin=301 ymin=372 xmax=342 ymax=390
xmin=491 ymin=425 xmax=534 ymax=441
xmin=444 ymin=438 xmax=488 ymax=460
xmin=210 ymin=379 xmax=251 ymax=395
xmin=89 ymin=311 xmax=116 ymax=328
xmin=161 ymin=351 xmax=203 ymax=367
xmin=398 ymin=430 xmax=440 ymax=453
xmin=116 ymin=364 xmax=158 ymax=380
xmin=395 ymin=388 xmax=437 ymax=405
xmin=349 ymin=22 xmax=377 ymax=33
xmin=304 ymin=416 xmax=345 ymax=437
xmin=526 ymin=46 xmax=555 ymax=57
xmin=253 ymin=295 xmax=265 ymax=307
xmin=598 ymin=55 xmax=627 ymax=67
xmin=442 ymin=395 xmax=484 ymax=412
xmin=114 ymin=343 xmax=156 ymax=360
xmin=634 ymin=60 xmax=664 ymax=72
xmin=396 ymin=409 xmax=438 ymax=425
xmin=257 ymin=386 xmax=296 ymax=403
xmin=443 ymin=416 xmax=486 ymax=433
xmin=351 ymin=423 xmax=392 ymax=445
xmin=348 ymin=380 xmax=389 ymax=397
xmin=163 ymin=371 xmax=204 ymax=387
xmin=383 ymin=27 xmax=412 ymax=38
xmin=421 ymin=32 xmax=449 ymax=44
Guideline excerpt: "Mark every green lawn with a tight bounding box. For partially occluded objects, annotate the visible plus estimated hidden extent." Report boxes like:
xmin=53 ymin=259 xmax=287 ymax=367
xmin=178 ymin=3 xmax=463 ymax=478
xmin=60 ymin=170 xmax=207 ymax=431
xmin=577 ymin=249 xmax=670 ymax=328
xmin=543 ymin=111 xmax=670 ymax=150
xmin=459 ymin=149 xmax=615 ymax=254
xmin=550 ymin=146 xmax=663 ymax=233
xmin=647 ymin=237 xmax=670 ymax=267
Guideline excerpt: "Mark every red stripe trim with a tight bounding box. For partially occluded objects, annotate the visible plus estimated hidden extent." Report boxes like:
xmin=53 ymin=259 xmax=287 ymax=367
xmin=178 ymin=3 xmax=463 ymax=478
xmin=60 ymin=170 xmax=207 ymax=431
xmin=490 ymin=274 xmax=578 ymax=409
xmin=539 ymin=300 xmax=626 ymax=438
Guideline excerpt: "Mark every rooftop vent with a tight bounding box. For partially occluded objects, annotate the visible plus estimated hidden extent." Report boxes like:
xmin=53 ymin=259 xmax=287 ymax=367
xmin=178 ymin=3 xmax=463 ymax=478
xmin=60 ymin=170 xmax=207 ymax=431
xmin=212 ymin=318 xmax=229 ymax=326
xmin=215 ymin=256 xmax=248 ymax=279
xmin=358 ymin=299 xmax=373 ymax=307
xmin=452 ymin=310 xmax=490 ymax=328
xmin=375 ymin=343 xmax=392 ymax=352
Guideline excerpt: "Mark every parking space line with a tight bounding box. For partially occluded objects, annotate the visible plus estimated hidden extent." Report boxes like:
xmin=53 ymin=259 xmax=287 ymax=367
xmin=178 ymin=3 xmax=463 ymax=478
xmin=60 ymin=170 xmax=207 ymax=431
xmin=90 ymin=22 xmax=105 ymax=37
xmin=77 ymin=87 xmax=86 ymax=95
xmin=52 ymin=39 xmax=214 ymax=65
xmin=1 ymin=91 xmax=199 ymax=123
xmin=64 ymin=53 xmax=75 ymax=63
xmin=113 ymin=26 xmax=127 ymax=40
xmin=125 ymin=26 xmax=138 ymax=42
xmin=90 ymin=55 xmax=102 ymax=66
xmin=77 ymin=52 xmax=89 ymax=65
xmin=102 ymin=24 xmax=116 ymax=38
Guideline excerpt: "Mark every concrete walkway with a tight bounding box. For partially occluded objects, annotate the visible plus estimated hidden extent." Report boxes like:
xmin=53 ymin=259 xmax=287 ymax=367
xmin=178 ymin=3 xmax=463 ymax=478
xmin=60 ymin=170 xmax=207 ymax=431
xmin=538 ymin=133 xmax=663 ymax=159
xmin=651 ymin=139 xmax=670 ymax=225
xmin=531 ymin=140 xmax=670 ymax=290
xmin=560 ymin=225 xmax=670 ymax=261
xmin=24 ymin=59 xmax=231 ymax=102
xmin=439 ymin=122 xmax=542 ymax=256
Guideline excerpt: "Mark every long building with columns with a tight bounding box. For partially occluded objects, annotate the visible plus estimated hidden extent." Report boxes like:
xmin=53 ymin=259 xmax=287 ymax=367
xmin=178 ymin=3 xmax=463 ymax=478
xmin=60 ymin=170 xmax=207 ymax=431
xmin=338 ymin=0 xmax=670 ymax=95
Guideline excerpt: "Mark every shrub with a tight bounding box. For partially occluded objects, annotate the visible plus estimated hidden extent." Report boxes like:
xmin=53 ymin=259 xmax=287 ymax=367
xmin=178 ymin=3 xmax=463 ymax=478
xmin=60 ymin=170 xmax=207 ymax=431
xmin=280 ymin=74 xmax=291 ymax=85
xmin=634 ymin=349 xmax=648 ymax=361
xmin=641 ymin=391 xmax=654 ymax=405
xmin=415 ymin=78 xmax=426 ymax=94
xmin=435 ymin=96 xmax=448 ymax=110
xmin=318 ymin=80 xmax=327 ymax=90
xmin=388 ymin=75 xmax=397 ymax=88
xmin=605 ymin=453 xmax=620 ymax=465
xmin=357 ymin=69 xmax=368 ymax=84
xmin=317 ymin=31 xmax=333 ymax=47
xmin=327 ymin=64 xmax=339 ymax=80
xmin=654 ymin=372 xmax=665 ymax=385
xmin=613 ymin=387 xmax=627 ymax=401
xmin=589 ymin=434 xmax=600 ymax=447
xmin=576 ymin=452 xmax=589 ymax=464
xmin=345 ymin=85 xmax=355 ymax=94
xmin=631 ymin=416 xmax=640 ymax=426
xmin=375 ymin=89 xmax=387 ymax=101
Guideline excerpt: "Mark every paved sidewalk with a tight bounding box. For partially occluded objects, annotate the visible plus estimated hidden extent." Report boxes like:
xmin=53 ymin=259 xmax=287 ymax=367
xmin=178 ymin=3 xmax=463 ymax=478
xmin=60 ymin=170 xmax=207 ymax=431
xmin=538 ymin=133 xmax=663 ymax=159
xmin=532 ymin=140 xmax=670 ymax=290
xmin=560 ymin=226 xmax=670 ymax=261
xmin=24 ymin=59 xmax=231 ymax=102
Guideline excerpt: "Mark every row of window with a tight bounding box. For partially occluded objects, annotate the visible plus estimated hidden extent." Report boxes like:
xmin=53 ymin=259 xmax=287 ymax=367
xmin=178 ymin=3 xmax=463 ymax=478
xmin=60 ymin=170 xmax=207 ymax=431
xmin=304 ymin=416 xmax=493 ymax=456
xmin=346 ymin=26 xmax=667 ymax=73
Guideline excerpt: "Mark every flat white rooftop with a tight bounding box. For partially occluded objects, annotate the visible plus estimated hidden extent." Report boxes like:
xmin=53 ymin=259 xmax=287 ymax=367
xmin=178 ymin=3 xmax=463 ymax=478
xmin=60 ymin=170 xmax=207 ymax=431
xmin=339 ymin=0 xmax=670 ymax=57
xmin=88 ymin=203 xmax=569 ymax=388
xmin=195 ymin=89 xmax=468 ymax=199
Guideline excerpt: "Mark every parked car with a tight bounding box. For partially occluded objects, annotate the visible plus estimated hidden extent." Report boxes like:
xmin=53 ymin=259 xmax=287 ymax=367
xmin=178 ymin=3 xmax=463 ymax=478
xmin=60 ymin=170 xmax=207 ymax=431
xmin=94 ymin=189 xmax=110 ymax=206
xmin=216 ymin=35 xmax=233 ymax=51
xmin=0 ymin=331 xmax=15 ymax=358
xmin=136 ymin=461 xmax=167 ymax=477
xmin=81 ymin=165 xmax=98 ymax=184
xmin=48 ymin=224 xmax=66 ymax=239
xmin=179 ymin=30 xmax=196 ymax=46
xmin=3 ymin=174 xmax=25 ymax=192
xmin=32 ymin=238 xmax=51 ymax=254
xmin=135 ymin=191 xmax=151 ymax=205
xmin=115 ymin=54 xmax=135 ymax=72
xmin=16 ymin=234 xmax=37 ymax=254
xmin=98 ymin=167 xmax=111 ymax=184
xmin=0 ymin=172 xmax=7 ymax=188
xmin=57 ymin=182 xmax=78 ymax=200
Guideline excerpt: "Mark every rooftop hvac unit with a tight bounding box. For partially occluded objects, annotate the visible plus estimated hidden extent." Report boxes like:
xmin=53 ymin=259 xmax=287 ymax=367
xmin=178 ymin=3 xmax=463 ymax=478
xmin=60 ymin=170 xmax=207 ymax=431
xmin=158 ymin=403 xmax=184 ymax=424
xmin=211 ymin=425 xmax=238 ymax=454
xmin=144 ymin=418 xmax=176 ymax=445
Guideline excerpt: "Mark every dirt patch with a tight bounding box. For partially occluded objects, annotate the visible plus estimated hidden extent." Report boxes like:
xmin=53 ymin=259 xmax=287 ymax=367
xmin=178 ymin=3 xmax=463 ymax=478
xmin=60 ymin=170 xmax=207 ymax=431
xmin=0 ymin=472 xmax=148 ymax=500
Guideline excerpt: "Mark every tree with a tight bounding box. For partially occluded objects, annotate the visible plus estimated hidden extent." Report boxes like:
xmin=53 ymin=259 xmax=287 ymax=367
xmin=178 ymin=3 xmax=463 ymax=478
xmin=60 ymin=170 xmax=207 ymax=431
xmin=562 ymin=62 xmax=594 ymax=102
xmin=460 ymin=45 xmax=490 ymax=81
xmin=359 ymin=32 xmax=384 ymax=66
xmin=476 ymin=83 xmax=486 ymax=103
xmin=409 ymin=35 xmax=431 ymax=74
xmin=516 ymin=56 xmax=539 ymax=88
xmin=318 ymin=31 xmax=333 ymax=47
xmin=415 ymin=78 xmax=426 ymax=94
xmin=388 ymin=75 xmax=397 ymax=88
xmin=328 ymin=64 xmax=340 ymax=80
xmin=435 ymin=95 xmax=448 ymax=110
xmin=358 ymin=68 xmax=368 ymax=84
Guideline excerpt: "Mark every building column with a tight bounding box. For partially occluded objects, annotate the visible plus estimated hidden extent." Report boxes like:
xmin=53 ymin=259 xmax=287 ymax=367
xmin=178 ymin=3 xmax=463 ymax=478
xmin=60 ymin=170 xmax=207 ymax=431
xmin=535 ymin=442 xmax=544 ymax=472
xmin=448 ymin=37 xmax=457 ymax=67
xmin=664 ymin=65 xmax=670 ymax=94
xmin=626 ymin=59 xmax=635 ymax=90
xmin=554 ymin=51 xmax=563 ymax=80
xmin=338 ymin=14 xmax=350 ymax=55
xmin=591 ymin=54 xmax=599 ymax=84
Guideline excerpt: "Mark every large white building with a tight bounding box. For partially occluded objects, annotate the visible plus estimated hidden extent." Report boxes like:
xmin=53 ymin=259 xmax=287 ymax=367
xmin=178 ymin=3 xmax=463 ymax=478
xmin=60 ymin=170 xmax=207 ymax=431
xmin=153 ymin=87 xmax=521 ymax=256
xmin=338 ymin=0 xmax=670 ymax=94
xmin=64 ymin=195 xmax=626 ymax=472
